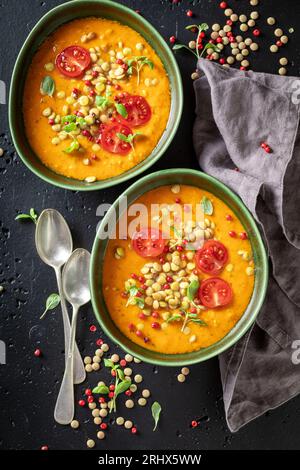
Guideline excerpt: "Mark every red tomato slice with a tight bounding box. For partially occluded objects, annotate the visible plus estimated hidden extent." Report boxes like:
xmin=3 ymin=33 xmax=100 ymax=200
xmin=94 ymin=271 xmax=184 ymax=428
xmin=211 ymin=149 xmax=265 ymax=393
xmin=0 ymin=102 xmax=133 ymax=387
xmin=99 ymin=123 xmax=132 ymax=155
xmin=55 ymin=46 xmax=91 ymax=78
xmin=132 ymin=227 xmax=167 ymax=258
xmin=195 ymin=240 xmax=228 ymax=275
xmin=199 ymin=278 xmax=233 ymax=308
xmin=117 ymin=94 xmax=152 ymax=127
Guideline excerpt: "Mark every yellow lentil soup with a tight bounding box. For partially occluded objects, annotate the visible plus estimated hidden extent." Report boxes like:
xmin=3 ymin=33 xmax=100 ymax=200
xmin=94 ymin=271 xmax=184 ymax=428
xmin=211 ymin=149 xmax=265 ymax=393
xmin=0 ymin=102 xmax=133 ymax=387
xmin=23 ymin=18 xmax=171 ymax=182
xmin=103 ymin=184 xmax=255 ymax=355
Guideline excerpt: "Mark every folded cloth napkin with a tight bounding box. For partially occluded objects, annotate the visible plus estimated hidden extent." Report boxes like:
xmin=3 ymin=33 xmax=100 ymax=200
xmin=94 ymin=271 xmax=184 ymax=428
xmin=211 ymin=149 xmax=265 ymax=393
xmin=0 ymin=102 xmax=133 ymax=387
xmin=193 ymin=58 xmax=300 ymax=432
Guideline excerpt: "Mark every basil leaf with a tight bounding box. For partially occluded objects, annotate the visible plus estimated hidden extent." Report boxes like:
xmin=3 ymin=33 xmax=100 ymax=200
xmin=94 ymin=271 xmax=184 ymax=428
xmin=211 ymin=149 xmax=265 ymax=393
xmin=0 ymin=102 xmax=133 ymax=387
xmin=63 ymin=122 xmax=77 ymax=133
xmin=166 ymin=314 xmax=182 ymax=323
xmin=40 ymin=76 xmax=55 ymax=97
xmin=115 ymin=380 xmax=131 ymax=397
xmin=61 ymin=115 xmax=76 ymax=124
xmin=117 ymin=368 xmax=125 ymax=381
xmin=152 ymin=401 xmax=162 ymax=431
xmin=40 ymin=293 xmax=60 ymax=319
xmin=190 ymin=318 xmax=207 ymax=326
xmin=127 ymin=286 xmax=138 ymax=296
xmin=187 ymin=279 xmax=200 ymax=301
xmin=63 ymin=139 xmax=79 ymax=153
xmin=92 ymin=385 xmax=109 ymax=394
xmin=29 ymin=208 xmax=38 ymax=221
xmin=200 ymin=196 xmax=213 ymax=215
xmin=172 ymin=44 xmax=188 ymax=50
xmin=15 ymin=214 xmax=32 ymax=221
xmin=115 ymin=102 xmax=128 ymax=118
xmin=104 ymin=358 xmax=114 ymax=368
xmin=116 ymin=132 xmax=129 ymax=143
xmin=185 ymin=24 xmax=199 ymax=31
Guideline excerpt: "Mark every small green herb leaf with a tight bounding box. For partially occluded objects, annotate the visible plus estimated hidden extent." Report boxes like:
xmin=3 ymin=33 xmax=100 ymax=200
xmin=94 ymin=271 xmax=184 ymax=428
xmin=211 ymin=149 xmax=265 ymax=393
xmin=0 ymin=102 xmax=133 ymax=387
xmin=117 ymin=368 xmax=125 ymax=381
xmin=199 ymin=23 xmax=209 ymax=32
xmin=152 ymin=401 xmax=162 ymax=431
xmin=40 ymin=293 xmax=60 ymax=319
xmin=200 ymin=196 xmax=213 ymax=215
xmin=167 ymin=314 xmax=182 ymax=323
xmin=104 ymin=358 xmax=115 ymax=368
xmin=187 ymin=279 xmax=200 ymax=301
xmin=63 ymin=139 xmax=79 ymax=154
xmin=115 ymin=102 xmax=128 ymax=118
xmin=40 ymin=76 xmax=55 ymax=97
xmin=115 ymin=379 xmax=131 ymax=397
xmin=15 ymin=208 xmax=38 ymax=225
xmin=92 ymin=385 xmax=109 ymax=394
xmin=190 ymin=318 xmax=207 ymax=326
xmin=63 ymin=122 xmax=78 ymax=133
xmin=61 ymin=115 xmax=77 ymax=125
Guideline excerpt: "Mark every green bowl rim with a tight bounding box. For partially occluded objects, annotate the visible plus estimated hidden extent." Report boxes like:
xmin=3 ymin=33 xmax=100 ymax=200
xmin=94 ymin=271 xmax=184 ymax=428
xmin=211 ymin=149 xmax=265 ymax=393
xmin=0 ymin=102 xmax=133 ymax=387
xmin=90 ymin=168 xmax=269 ymax=366
xmin=8 ymin=0 xmax=183 ymax=191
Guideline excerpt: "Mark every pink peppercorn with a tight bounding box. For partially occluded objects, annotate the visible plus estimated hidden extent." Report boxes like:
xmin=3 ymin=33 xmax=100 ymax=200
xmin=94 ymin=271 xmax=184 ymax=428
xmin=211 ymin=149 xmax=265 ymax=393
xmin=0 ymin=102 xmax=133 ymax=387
xmin=92 ymin=70 xmax=99 ymax=78
xmin=108 ymin=392 xmax=114 ymax=398
xmin=163 ymin=283 xmax=170 ymax=290
xmin=219 ymin=58 xmax=226 ymax=64
xmin=152 ymin=311 xmax=159 ymax=319
xmin=177 ymin=245 xmax=183 ymax=252
xmin=34 ymin=348 xmax=41 ymax=357
xmin=151 ymin=322 xmax=160 ymax=329
xmin=131 ymin=427 xmax=137 ymax=434
xmin=138 ymin=276 xmax=145 ymax=283
xmin=125 ymin=390 xmax=132 ymax=397
xmin=190 ymin=307 xmax=197 ymax=314
xmin=78 ymin=399 xmax=85 ymax=407
xmin=128 ymin=323 xmax=135 ymax=332
xmin=169 ymin=36 xmax=176 ymax=44
xmin=87 ymin=396 xmax=94 ymax=403
xmin=229 ymin=231 xmax=237 ymax=238
xmin=191 ymin=420 xmax=198 ymax=428
xmin=48 ymin=118 xmax=55 ymax=125
xmin=276 ymin=40 xmax=283 ymax=47
xmin=226 ymin=214 xmax=233 ymax=221
xmin=219 ymin=1 xmax=227 ymax=8
xmin=186 ymin=9 xmax=193 ymax=17
xmin=120 ymin=359 xmax=127 ymax=367
xmin=96 ymin=338 xmax=104 ymax=346
xmin=253 ymin=29 xmax=261 ymax=36
xmin=85 ymin=388 xmax=92 ymax=396
xmin=139 ymin=313 xmax=146 ymax=320
xmin=166 ymin=276 xmax=173 ymax=283
xmin=240 ymin=232 xmax=248 ymax=240
xmin=100 ymin=423 xmax=107 ymax=430
xmin=89 ymin=324 xmax=97 ymax=332
xmin=136 ymin=330 xmax=143 ymax=337
xmin=41 ymin=446 xmax=49 ymax=451
xmin=175 ymin=197 xmax=181 ymax=203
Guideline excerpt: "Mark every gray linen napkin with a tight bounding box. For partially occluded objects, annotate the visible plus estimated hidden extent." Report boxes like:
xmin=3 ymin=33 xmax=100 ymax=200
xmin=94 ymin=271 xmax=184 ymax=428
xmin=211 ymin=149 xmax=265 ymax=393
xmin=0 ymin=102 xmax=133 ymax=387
xmin=193 ymin=58 xmax=300 ymax=432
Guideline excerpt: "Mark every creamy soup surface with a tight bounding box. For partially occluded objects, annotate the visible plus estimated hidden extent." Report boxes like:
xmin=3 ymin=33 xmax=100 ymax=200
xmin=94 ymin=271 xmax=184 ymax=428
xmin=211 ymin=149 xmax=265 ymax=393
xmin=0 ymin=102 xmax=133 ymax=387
xmin=103 ymin=185 xmax=255 ymax=354
xmin=23 ymin=18 xmax=171 ymax=181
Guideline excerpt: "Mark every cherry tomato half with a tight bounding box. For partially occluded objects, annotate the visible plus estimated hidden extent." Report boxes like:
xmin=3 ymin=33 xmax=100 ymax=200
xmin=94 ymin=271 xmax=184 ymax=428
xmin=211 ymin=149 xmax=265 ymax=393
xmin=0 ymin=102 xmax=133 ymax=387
xmin=132 ymin=227 xmax=167 ymax=258
xmin=117 ymin=94 xmax=152 ymax=127
xmin=99 ymin=123 xmax=132 ymax=155
xmin=55 ymin=46 xmax=91 ymax=78
xmin=195 ymin=240 xmax=228 ymax=275
xmin=199 ymin=278 xmax=233 ymax=308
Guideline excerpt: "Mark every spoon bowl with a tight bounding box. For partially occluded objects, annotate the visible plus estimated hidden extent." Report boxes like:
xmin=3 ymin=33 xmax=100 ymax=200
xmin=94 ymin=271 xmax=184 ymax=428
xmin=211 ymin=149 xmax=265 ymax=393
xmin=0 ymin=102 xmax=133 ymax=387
xmin=63 ymin=249 xmax=91 ymax=307
xmin=35 ymin=209 xmax=73 ymax=268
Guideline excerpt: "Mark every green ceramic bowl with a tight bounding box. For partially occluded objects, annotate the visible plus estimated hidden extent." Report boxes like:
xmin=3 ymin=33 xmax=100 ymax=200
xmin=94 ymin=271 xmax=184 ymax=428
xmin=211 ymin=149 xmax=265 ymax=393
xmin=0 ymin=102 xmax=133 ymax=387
xmin=90 ymin=169 xmax=269 ymax=366
xmin=9 ymin=0 xmax=183 ymax=191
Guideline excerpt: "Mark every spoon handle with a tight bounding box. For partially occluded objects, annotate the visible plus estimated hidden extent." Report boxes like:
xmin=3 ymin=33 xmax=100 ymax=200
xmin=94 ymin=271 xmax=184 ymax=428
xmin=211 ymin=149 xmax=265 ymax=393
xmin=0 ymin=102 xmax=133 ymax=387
xmin=54 ymin=304 xmax=79 ymax=425
xmin=55 ymin=267 xmax=86 ymax=385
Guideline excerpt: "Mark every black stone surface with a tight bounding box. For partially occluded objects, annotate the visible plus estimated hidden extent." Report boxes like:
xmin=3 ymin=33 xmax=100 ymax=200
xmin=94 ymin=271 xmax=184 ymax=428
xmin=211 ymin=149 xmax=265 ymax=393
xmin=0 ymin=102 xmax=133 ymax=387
xmin=1 ymin=0 xmax=300 ymax=451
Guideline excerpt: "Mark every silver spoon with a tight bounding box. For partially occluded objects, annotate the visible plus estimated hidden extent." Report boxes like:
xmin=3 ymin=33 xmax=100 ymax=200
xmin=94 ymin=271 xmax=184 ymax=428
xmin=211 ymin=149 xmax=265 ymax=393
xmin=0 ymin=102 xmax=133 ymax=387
xmin=54 ymin=248 xmax=91 ymax=425
xmin=35 ymin=209 xmax=86 ymax=385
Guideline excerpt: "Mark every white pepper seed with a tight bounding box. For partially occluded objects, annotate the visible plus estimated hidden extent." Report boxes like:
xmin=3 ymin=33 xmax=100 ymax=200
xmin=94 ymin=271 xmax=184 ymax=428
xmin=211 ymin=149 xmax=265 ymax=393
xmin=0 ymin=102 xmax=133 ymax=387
xmin=223 ymin=25 xmax=231 ymax=33
xmin=278 ymin=67 xmax=287 ymax=76
xmin=97 ymin=431 xmax=105 ymax=440
xmin=281 ymin=35 xmax=288 ymax=44
xmin=100 ymin=409 xmax=108 ymax=418
xmin=85 ymin=364 xmax=93 ymax=372
xmin=125 ymin=353 xmax=133 ymax=362
xmin=250 ymin=42 xmax=259 ymax=51
xmin=279 ymin=57 xmax=288 ymax=66
xmin=274 ymin=28 xmax=283 ymax=37
xmin=94 ymin=417 xmax=102 ymax=425
xmin=244 ymin=38 xmax=252 ymax=46
xmin=239 ymin=14 xmax=247 ymax=23
xmin=270 ymin=45 xmax=278 ymax=53
xmin=242 ymin=49 xmax=249 ymax=56
xmin=250 ymin=0 xmax=259 ymax=5
xmin=248 ymin=19 xmax=255 ymax=27
xmin=211 ymin=31 xmax=219 ymax=40
xmin=177 ymin=373 xmax=186 ymax=383
xmin=142 ymin=389 xmax=151 ymax=398
xmin=92 ymin=363 xmax=100 ymax=371
xmin=88 ymin=402 xmax=96 ymax=409
xmin=125 ymin=399 xmax=134 ymax=409
xmin=134 ymin=374 xmax=143 ymax=383
xmin=236 ymin=53 xmax=243 ymax=61
xmin=130 ymin=384 xmax=138 ymax=392
xmin=134 ymin=357 xmax=141 ymax=363
xmin=101 ymin=343 xmax=109 ymax=352
xmin=181 ymin=367 xmax=190 ymax=376
xmin=87 ymin=439 xmax=95 ymax=448
xmin=124 ymin=420 xmax=133 ymax=429
xmin=224 ymin=8 xmax=233 ymax=16
xmin=70 ymin=420 xmax=79 ymax=429
xmin=95 ymin=349 xmax=103 ymax=357
xmin=116 ymin=417 xmax=125 ymax=425
xmin=92 ymin=409 xmax=100 ymax=417
xmin=212 ymin=23 xmax=221 ymax=32
xmin=240 ymin=24 xmax=248 ymax=32
xmin=124 ymin=367 xmax=132 ymax=376
xmin=138 ymin=398 xmax=147 ymax=406
xmin=0 ymin=148 xmax=4 ymax=157
xmin=250 ymin=11 xmax=259 ymax=20
xmin=191 ymin=72 xmax=199 ymax=80
xmin=227 ymin=56 xmax=235 ymax=65
xmin=93 ymin=355 xmax=101 ymax=363
xmin=230 ymin=14 xmax=238 ymax=22
xmin=111 ymin=354 xmax=119 ymax=363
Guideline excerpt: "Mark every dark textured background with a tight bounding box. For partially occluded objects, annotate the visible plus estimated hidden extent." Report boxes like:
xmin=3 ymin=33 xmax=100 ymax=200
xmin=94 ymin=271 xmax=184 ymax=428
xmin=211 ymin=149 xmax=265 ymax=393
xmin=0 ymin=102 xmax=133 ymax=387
xmin=1 ymin=0 xmax=300 ymax=451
